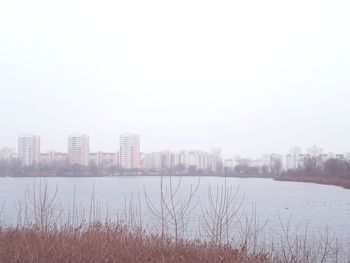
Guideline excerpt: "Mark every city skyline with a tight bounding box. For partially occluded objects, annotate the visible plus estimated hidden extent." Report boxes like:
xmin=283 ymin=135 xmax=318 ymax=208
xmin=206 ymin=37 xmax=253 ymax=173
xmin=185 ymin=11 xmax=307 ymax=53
xmin=2 ymin=132 xmax=349 ymax=178
xmin=2 ymin=125 xmax=350 ymax=159
xmin=1 ymin=133 xmax=350 ymax=160
xmin=2 ymin=133 xmax=350 ymax=167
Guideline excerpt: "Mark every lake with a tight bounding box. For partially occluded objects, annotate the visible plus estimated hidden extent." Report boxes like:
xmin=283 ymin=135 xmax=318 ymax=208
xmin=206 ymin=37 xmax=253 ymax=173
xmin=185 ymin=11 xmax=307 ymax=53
xmin=0 ymin=176 xmax=349 ymax=246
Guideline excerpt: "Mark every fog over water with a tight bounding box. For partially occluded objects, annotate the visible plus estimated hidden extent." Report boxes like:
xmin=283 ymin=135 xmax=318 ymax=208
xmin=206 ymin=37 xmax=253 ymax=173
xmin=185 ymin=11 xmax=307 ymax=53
xmin=1 ymin=0 xmax=350 ymax=157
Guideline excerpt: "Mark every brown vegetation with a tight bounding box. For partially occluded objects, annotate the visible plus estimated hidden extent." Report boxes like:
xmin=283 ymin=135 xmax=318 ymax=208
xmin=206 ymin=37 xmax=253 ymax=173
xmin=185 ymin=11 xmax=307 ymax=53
xmin=0 ymin=224 xmax=269 ymax=263
xmin=275 ymin=176 xmax=350 ymax=189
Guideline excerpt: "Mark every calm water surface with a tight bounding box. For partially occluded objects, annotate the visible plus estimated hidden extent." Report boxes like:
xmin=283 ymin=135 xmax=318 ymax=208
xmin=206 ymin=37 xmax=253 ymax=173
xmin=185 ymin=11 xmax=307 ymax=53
xmin=0 ymin=176 xmax=349 ymax=245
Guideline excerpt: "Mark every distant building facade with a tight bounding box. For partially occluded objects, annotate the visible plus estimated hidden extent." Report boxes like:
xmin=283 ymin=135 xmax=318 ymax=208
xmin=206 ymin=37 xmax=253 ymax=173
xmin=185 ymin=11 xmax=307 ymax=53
xmin=120 ymin=133 xmax=140 ymax=169
xmin=40 ymin=151 xmax=68 ymax=166
xmin=0 ymin=147 xmax=17 ymax=161
xmin=285 ymin=146 xmax=302 ymax=170
xmin=284 ymin=145 xmax=345 ymax=171
xmin=68 ymin=134 xmax=89 ymax=166
xmin=262 ymin=153 xmax=283 ymax=173
xmin=89 ymin=152 xmax=117 ymax=168
xmin=144 ymin=149 xmax=222 ymax=171
xmin=18 ymin=134 xmax=40 ymax=166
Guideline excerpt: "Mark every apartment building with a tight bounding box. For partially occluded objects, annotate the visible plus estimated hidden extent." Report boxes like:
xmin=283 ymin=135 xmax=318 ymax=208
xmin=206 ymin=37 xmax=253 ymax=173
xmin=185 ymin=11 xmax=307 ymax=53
xmin=18 ymin=134 xmax=40 ymax=166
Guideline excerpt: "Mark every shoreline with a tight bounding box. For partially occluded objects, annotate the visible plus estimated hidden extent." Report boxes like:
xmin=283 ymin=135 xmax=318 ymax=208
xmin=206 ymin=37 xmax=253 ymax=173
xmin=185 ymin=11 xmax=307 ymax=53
xmin=274 ymin=176 xmax=350 ymax=189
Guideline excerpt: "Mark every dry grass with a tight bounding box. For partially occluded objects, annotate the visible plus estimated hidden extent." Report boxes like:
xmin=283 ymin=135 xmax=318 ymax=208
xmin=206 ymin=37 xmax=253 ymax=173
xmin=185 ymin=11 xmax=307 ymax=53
xmin=275 ymin=176 xmax=350 ymax=189
xmin=0 ymin=223 xmax=269 ymax=263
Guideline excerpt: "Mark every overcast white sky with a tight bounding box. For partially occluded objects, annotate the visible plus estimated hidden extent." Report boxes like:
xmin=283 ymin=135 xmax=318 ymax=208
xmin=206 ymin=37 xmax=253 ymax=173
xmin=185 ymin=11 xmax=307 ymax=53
xmin=1 ymin=0 xmax=350 ymax=157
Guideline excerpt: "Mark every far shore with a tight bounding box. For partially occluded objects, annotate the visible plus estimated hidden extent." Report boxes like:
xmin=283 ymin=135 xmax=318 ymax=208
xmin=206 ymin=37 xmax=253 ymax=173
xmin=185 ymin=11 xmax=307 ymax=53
xmin=274 ymin=175 xmax=350 ymax=189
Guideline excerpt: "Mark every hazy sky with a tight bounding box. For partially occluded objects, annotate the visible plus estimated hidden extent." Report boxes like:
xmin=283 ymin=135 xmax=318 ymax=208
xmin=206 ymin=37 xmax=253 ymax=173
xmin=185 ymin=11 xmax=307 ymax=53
xmin=1 ymin=0 xmax=350 ymax=157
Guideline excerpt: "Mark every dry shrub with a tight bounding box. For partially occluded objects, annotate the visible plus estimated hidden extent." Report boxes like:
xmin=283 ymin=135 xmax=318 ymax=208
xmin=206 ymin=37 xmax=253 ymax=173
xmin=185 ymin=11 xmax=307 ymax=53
xmin=0 ymin=223 xmax=270 ymax=263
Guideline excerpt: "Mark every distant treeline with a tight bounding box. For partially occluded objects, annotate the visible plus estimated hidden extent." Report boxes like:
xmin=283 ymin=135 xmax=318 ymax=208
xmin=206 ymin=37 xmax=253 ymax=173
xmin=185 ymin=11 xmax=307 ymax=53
xmin=224 ymin=157 xmax=350 ymax=179
xmin=0 ymin=159 xmax=222 ymax=177
xmin=284 ymin=157 xmax=350 ymax=179
xmin=3 ymin=157 xmax=349 ymax=179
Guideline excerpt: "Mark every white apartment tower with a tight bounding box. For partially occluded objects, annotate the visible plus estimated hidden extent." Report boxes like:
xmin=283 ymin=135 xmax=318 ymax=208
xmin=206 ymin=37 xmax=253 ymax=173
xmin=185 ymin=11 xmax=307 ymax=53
xmin=120 ymin=133 xmax=140 ymax=169
xmin=68 ymin=134 xmax=89 ymax=166
xmin=307 ymin=145 xmax=323 ymax=158
xmin=210 ymin=148 xmax=222 ymax=171
xmin=18 ymin=134 xmax=40 ymax=166
xmin=285 ymin=146 xmax=302 ymax=170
